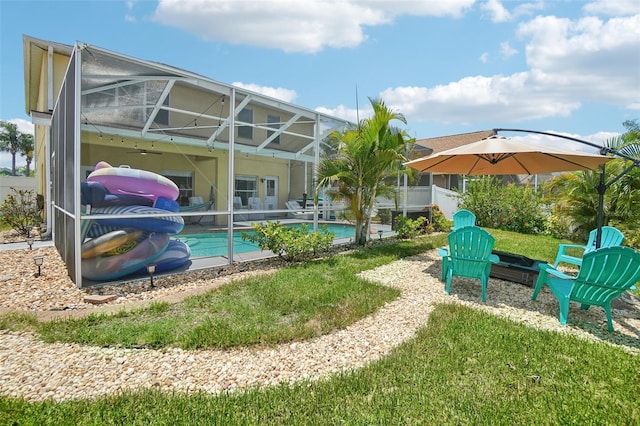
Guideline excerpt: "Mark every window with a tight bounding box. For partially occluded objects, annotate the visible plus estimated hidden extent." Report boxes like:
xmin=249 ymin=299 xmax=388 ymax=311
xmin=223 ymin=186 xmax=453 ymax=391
xmin=238 ymin=108 xmax=253 ymax=139
xmin=234 ymin=175 xmax=257 ymax=207
xmin=163 ymin=170 xmax=194 ymax=206
xmin=267 ymin=114 xmax=280 ymax=144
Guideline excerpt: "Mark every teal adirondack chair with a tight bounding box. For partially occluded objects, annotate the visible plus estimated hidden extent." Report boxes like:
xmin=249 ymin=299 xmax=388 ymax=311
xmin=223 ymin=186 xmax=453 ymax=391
xmin=451 ymin=209 xmax=476 ymax=231
xmin=533 ymin=246 xmax=640 ymax=332
xmin=553 ymin=226 xmax=624 ymax=268
xmin=441 ymin=226 xmax=499 ymax=302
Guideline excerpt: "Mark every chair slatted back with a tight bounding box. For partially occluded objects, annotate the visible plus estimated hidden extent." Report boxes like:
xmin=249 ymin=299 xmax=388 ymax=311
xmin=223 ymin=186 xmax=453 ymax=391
xmin=572 ymin=246 xmax=640 ymax=305
xmin=584 ymin=226 xmax=625 ymax=254
xmin=451 ymin=209 xmax=476 ymax=231
xmin=448 ymin=227 xmax=495 ymax=279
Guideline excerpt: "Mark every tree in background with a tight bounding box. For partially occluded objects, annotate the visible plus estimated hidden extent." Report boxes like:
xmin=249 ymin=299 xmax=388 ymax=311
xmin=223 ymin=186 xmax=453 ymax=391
xmin=0 ymin=121 xmax=34 ymax=176
xmin=316 ymin=98 xmax=414 ymax=245
xmin=18 ymin=132 xmax=34 ymax=176
xmin=544 ymin=120 xmax=640 ymax=244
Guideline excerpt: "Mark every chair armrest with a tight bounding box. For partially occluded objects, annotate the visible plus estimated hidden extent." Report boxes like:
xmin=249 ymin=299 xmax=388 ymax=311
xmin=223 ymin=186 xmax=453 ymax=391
xmin=539 ymin=263 xmax=572 ymax=280
xmin=489 ymin=254 xmax=500 ymax=263
xmin=557 ymin=243 xmax=587 ymax=252
xmin=437 ymin=247 xmax=449 ymax=257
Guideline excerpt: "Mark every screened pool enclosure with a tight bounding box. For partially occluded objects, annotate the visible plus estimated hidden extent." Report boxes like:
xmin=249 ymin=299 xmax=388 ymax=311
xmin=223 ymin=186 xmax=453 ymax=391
xmin=43 ymin=40 xmax=351 ymax=287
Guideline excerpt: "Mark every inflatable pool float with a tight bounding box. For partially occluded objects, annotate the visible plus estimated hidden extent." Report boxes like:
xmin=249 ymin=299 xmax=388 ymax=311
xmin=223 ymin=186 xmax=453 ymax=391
xmin=81 ymin=228 xmax=143 ymax=259
xmin=89 ymin=205 xmax=185 ymax=235
xmin=82 ymin=232 xmax=170 ymax=281
xmin=134 ymin=239 xmax=191 ymax=274
xmin=87 ymin=162 xmax=179 ymax=202
xmin=81 ymin=181 xmax=180 ymax=211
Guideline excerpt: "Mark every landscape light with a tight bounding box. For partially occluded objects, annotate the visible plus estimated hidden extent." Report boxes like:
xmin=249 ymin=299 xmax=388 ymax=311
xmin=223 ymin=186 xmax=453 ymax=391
xmin=147 ymin=264 xmax=156 ymax=287
xmin=33 ymin=255 xmax=44 ymax=277
xmin=378 ymin=230 xmax=384 ymax=240
xmin=26 ymin=237 xmax=35 ymax=250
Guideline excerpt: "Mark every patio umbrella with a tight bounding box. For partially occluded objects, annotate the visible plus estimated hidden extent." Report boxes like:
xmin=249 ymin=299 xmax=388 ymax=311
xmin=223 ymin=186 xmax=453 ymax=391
xmin=404 ymin=135 xmax=612 ymax=176
xmin=404 ymin=134 xmax=615 ymax=248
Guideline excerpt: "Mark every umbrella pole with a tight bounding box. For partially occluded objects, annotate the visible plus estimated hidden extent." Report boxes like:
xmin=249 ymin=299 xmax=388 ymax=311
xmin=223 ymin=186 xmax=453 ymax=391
xmin=596 ymin=164 xmax=606 ymax=249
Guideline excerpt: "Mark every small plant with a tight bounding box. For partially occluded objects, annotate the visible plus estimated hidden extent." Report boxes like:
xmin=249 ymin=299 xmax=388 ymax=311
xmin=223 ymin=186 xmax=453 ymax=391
xmin=242 ymin=221 xmax=335 ymax=262
xmin=0 ymin=188 xmax=42 ymax=237
xmin=393 ymin=215 xmax=427 ymax=239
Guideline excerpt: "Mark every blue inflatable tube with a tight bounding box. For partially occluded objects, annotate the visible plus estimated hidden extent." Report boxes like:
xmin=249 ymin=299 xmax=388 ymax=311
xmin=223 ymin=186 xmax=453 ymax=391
xmin=134 ymin=239 xmax=191 ymax=275
xmin=89 ymin=205 xmax=185 ymax=235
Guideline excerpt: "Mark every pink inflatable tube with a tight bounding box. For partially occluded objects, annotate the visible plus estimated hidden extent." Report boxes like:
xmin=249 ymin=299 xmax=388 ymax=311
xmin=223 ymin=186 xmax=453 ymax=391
xmin=87 ymin=162 xmax=179 ymax=202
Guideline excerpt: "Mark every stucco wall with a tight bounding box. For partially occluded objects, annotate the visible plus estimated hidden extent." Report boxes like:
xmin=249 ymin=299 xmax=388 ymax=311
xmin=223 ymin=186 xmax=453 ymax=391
xmin=0 ymin=176 xmax=37 ymax=206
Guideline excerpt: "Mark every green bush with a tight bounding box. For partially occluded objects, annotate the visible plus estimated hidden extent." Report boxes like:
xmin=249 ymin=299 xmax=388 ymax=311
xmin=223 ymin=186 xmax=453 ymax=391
xmin=458 ymin=177 xmax=546 ymax=234
xmin=241 ymin=221 xmax=335 ymax=262
xmin=0 ymin=188 xmax=43 ymax=237
xmin=393 ymin=215 xmax=427 ymax=239
xmin=429 ymin=205 xmax=451 ymax=232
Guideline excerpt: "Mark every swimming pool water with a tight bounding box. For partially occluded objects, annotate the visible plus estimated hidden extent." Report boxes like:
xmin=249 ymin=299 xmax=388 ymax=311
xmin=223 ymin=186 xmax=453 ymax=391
xmin=178 ymin=223 xmax=357 ymax=258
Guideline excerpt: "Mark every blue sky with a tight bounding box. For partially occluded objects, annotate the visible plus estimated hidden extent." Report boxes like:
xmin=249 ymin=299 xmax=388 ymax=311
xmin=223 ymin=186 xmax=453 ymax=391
xmin=1 ymin=0 xmax=639 ymax=169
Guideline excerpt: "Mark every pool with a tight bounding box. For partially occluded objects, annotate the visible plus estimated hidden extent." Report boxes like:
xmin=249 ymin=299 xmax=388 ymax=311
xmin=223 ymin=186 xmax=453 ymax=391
xmin=178 ymin=223 xmax=358 ymax=258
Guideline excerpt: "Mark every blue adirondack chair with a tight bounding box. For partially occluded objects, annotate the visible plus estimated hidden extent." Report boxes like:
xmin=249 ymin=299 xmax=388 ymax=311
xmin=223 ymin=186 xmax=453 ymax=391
xmin=451 ymin=209 xmax=476 ymax=231
xmin=553 ymin=226 xmax=624 ymax=268
xmin=533 ymin=246 xmax=640 ymax=332
xmin=441 ymin=226 xmax=499 ymax=302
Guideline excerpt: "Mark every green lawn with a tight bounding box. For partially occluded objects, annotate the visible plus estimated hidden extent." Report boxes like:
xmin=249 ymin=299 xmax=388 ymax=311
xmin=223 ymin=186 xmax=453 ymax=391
xmin=2 ymin=228 xmax=639 ymax=424
xmin=2 ymin=304 xmax=638 ymax=425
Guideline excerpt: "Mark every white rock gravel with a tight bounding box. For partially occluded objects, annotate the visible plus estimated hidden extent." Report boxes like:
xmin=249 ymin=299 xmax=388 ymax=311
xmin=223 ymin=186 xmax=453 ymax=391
xmin=1 ymin=245 xmax=639 ymax=403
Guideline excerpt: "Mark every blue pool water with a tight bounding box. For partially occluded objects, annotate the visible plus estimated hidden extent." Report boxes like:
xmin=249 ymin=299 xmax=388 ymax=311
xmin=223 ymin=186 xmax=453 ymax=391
xmin=178 ymin=223 xmax=357 ymax=258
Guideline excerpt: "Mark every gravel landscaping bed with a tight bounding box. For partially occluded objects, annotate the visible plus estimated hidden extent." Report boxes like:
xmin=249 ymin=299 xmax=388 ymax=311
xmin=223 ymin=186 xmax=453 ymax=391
xmin=1 ymin=232 xmax=639 ymax=402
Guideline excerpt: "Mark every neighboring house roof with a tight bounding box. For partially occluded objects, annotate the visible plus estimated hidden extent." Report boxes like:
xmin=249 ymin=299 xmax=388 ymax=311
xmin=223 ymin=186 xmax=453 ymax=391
xmin=415 ymin=129 xmax=496 ymax=154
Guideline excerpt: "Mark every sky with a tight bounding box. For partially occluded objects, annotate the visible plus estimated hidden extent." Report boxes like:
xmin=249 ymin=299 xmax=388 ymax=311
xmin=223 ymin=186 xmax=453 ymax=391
xmin=1 ymin=0 xmax=639 ymax=169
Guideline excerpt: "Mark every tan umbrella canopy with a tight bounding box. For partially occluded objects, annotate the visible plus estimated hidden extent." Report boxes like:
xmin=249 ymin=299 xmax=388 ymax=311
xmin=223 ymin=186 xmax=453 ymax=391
xmin=404 ymin=135 xmax=612 ymax=175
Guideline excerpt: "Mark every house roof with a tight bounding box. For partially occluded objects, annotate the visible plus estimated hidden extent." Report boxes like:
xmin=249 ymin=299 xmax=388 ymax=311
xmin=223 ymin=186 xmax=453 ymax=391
xmin=22 ymin=35 xmax=353 ymax=162
xmin=22 ymin=35 xmax=73 ymax=116
xmin=415 ymin=129 xmax=496 ymax=154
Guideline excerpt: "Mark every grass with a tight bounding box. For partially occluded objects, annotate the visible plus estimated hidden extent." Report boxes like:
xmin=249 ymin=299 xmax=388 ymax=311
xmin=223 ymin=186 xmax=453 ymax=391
xmin=2 ymin=228 xmax=639 ymax=424
xmin=2 ymin=304 xmax=638 ymax=425
xmin=0 ymin=235 xmax=447 ymax=349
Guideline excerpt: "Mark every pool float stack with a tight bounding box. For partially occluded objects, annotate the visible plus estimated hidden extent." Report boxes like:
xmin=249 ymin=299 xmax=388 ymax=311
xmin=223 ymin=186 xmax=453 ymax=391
xmin=81 ymin=161 xmax=191 ymax=281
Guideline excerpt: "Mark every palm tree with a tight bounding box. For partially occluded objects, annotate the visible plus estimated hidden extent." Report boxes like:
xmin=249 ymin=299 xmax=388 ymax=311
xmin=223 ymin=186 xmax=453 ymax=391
xmin=544 ymin=120 xmax=640 ymax=239
xmin=0 ymin=121 xmax=20 ymax=175
xmin=316 ymin=98 xmax=414 ymax=245
xmin=17 ymin=132 xmax=34 ymax=176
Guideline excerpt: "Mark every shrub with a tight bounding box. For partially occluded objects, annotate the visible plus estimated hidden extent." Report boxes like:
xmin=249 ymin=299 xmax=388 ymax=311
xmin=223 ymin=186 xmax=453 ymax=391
xmin=458 ymin=177 xmax=546 ymax=234
xmin=241 ymin=221 xmax=335 ymax=262
xmin=430 ymin=205 xmax=451 ymax=232
xmin=393 ymin=215 xmax=427 ymax=239
xmin=0 ymin=188 xmax=43 ymax=237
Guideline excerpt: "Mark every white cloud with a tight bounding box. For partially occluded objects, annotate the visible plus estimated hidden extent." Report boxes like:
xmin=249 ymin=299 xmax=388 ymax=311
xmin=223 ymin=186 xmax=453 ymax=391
xmin=231 ymin=82 xmax=297 ymax=103
xmin=152 ymin=0 xmax=475 ymax=53
xmin=500 ymin=41 xmax=517 ymax=58
xmin=315 ymin=104 xmax=366 ymax=124
xmin=517 ymin=14 xmax=640 ymax=107
xmin=583 ymin=0 xmax=640 ymax=16
xmin=481 ymin=0 xmax=511 ymax=22
xmin=378 ymin=13 xmax=639 ymax=126
xmin=8 ymin=118 xmax=34 ymax=135
xmin=479 ymin=52 xmax=489 ymax=63
xmin=480 ymin=0 xmax=543 ymax=23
